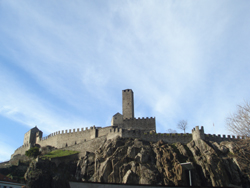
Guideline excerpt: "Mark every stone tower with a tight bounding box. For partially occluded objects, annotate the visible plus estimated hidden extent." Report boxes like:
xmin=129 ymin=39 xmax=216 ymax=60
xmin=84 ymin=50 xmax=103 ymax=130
xmin=122 ymin=89 xmax=134 ymax=119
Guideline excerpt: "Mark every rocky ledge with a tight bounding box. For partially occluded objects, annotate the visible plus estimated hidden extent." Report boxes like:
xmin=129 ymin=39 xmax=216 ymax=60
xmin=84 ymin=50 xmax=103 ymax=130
xmin=2 ymin=136 xmax=250 ymax=188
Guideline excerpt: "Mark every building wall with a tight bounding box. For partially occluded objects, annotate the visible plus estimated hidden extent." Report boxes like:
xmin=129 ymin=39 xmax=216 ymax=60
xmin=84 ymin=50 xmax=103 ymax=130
xmin=111 ymin=113 xmax=123 ymax=126
xmin=23 ymin=127 xmax=41 ymax=145
xmin=23 ymin=130 xmax=31 ymax=145
xmin=121 ymin=117 xmax=156 ymax=132
xmin=120 ymin=129 xmax=192 ymax=144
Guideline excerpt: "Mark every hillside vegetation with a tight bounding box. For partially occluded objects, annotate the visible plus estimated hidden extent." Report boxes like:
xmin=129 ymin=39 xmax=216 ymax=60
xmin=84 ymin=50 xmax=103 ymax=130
xmin=41 ymin=150 xmax=79 ymax=159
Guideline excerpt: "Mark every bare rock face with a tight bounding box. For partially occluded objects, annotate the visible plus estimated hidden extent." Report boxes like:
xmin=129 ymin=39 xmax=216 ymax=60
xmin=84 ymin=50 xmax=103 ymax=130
xmin=20 ymin=137 xmax=250 ymax=187
xmin=75 ymin=137 xmax=249 ymax=187
xmin=24 ymin=159 xmax=75 ymax=188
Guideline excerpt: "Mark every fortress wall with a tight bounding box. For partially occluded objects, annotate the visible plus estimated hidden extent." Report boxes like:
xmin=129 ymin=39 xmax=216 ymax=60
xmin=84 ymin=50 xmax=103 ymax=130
xmin=123 ymin=117 xmax=156 ymax=132
xmin=98 ymin=126 xmax=113 ymax=137
xmin=205 ymin=134 xmax=239 ymax=142
xmin=11 ymin=143 xmax=31 ymax=158
xmin=141 ymin=133 xmax=192 ymax=144
xmin=60 ymin=136 xmax=107 ymax=157
xmin=37 ymin=133 xmax=59 ymax=148
xmin=121 ymin=129 xmax=192 ymax=144
xmin=107 ymin=127 xmax=122 ymax=140
xmin=37 ymin=126 xmax=99 ymax=149
xmin=23 ymin=130 xmax=31 ymax=145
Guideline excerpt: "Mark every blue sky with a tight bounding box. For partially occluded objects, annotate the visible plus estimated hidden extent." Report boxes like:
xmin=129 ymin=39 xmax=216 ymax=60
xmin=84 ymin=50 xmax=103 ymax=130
xmin=0 ymin=1 xmax=250 ymax=162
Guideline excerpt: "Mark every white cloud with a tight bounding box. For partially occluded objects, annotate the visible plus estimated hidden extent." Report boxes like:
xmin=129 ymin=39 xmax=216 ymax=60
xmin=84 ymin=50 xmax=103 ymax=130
xmin=0 ymin=66 xmax=92 ymax=134
xmin=0 ymin=142 xmax=14 ymax=162
xmin=0 ymin=0 xmax=249 ymax=146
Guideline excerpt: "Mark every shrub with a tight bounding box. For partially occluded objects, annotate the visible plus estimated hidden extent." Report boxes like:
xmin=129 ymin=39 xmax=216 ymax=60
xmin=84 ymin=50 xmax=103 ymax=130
xmin=25 ymin=147 xmax=40 ymax=158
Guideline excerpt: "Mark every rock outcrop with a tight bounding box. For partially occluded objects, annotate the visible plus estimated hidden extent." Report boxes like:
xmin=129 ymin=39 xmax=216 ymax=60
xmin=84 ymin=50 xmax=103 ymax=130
xmin=24 ymin=157 xmax=78 ymax=188
xmin=2 ymin=136 xmax=250 ymax=187
xmin=74 ymin=137 xmax=249 ymax=187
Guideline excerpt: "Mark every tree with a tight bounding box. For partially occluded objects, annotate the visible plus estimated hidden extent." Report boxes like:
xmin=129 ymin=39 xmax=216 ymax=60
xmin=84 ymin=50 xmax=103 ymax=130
xmin=230 ymin=138 xmax=250 ymax=179
xmin=25 ymin=147 xmax=40 ymax=158
xmin=226 ymin=101 xmax=250 ymax=137
xmin=177 ymin=120 xmax=188 ymax=133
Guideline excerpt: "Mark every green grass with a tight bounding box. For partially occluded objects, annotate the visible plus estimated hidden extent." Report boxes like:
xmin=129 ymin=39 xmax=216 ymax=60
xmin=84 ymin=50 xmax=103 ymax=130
xmin=41 ymin=150 xmax=79 ymax=159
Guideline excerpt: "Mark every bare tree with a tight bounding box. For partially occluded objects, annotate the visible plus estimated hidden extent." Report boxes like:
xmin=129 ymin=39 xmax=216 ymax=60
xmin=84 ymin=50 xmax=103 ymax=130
xmin=177 ymin=120 xmax=188 ymax=133
xmin=226 ymin=101 xmax=250 ymax=137
xmin=230 ymin=138 xmax=250 ymax=179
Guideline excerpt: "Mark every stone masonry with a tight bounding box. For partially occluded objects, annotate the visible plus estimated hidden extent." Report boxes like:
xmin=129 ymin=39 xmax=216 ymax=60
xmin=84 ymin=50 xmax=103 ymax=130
xmin=11 ymin=89 xmax=242 ymax=159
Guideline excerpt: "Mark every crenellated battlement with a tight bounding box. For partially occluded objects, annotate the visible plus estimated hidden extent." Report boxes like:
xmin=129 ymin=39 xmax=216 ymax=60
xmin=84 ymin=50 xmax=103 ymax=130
xmin=11 ymin=124 xmax=246 ymax=159
xmin=39 ymin=125 xmax=98 ymax=141
xmin=204 ymin=133 xmax=244 ymax=142
xmin=11 ymin=89 xmax=245 ymax=160
xmin=123 ymin=117 xmax=155 ymax=121
xmin=192 ymin=126 xmax=205 ymax=140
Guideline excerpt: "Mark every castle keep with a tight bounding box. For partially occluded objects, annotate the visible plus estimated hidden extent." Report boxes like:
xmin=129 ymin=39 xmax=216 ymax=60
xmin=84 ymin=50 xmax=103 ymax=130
xmin=11 ymin=89 xmax=240 ymax=159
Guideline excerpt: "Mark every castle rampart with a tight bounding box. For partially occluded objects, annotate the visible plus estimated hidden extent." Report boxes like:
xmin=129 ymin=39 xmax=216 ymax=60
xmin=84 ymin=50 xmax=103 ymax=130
xmin=204 ymin=133 xmax=239 ymax=142
xmin=11 ymin=89 xmax=244 ymax=159
xmin=11 ymin=125 xmax=244 ymax=159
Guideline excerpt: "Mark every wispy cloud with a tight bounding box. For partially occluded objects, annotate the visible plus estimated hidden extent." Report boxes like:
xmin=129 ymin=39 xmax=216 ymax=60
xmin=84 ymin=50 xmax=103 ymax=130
xmin=0 ymin=0 xmax=250 ymax=161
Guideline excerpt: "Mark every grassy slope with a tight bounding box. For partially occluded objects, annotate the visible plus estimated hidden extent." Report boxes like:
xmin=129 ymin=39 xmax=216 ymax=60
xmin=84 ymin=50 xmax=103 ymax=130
xmin=41 ymin=150 xmax=79 ymax=159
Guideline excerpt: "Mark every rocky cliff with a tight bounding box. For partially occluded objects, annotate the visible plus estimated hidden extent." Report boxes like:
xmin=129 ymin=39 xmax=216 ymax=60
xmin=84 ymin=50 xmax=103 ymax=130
xmin=74 ymin=137 xmax=249 ymax=187
xmin=1 ymin=136 xmax=250 ymax=188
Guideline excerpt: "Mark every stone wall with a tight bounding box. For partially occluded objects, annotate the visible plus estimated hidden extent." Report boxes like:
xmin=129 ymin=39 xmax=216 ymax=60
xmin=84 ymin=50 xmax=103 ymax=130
xmin=11 ymin=143 xmax=31 ymax=158
xmin=205 ymin=134 xmax=241 ymax=142
xmin=122 ymin=89 xmax=134 ymax=119
xmin=120 ymin=117 xmax=156 ymax=132
xmin=23 ymin=127 xmax=41 ymax=145
xmin=11 ymin=125 xmax=244 ymax=159
xmin=60 ymin=136 xmax=107 ymax=157
xmin=37 ymin=126 xmax=99 ymax=148
xmin=192 ymin=126 xmax=205 ymax=140
xmin=120 ymin=129 xmax=192 ymax=144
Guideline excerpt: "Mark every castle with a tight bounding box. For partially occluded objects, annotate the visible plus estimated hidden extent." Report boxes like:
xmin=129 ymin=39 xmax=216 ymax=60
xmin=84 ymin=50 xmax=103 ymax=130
xmin=11 ymin=89 xmax=241 ymax=159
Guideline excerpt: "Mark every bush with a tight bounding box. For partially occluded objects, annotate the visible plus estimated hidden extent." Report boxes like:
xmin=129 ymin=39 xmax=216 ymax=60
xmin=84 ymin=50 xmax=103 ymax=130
xmin=25 ymin=147 xmax=40 ymax=158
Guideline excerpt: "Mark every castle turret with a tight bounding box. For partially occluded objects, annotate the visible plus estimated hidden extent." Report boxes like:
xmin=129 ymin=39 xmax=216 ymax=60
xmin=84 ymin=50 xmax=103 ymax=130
xmin=192 ymin=126 xmax=205 ymax=140
xmin=122 ymin=89 xmax=134 ymax=119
